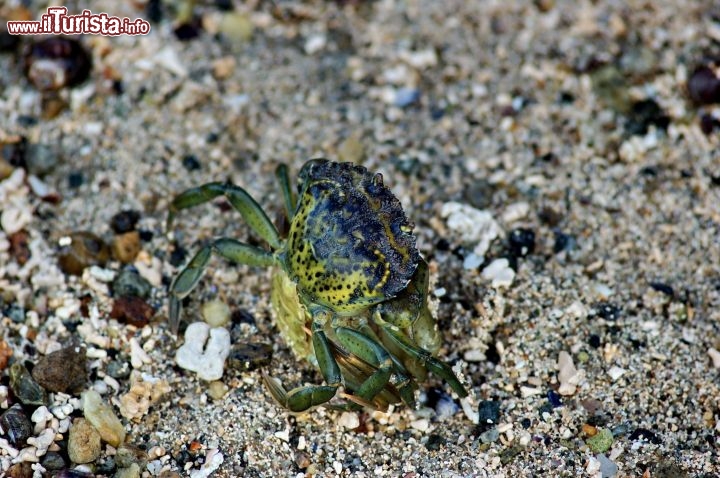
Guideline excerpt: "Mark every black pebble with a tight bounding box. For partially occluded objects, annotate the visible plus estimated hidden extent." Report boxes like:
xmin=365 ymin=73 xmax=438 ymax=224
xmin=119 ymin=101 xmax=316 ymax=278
xmin=521 ymin=418 xmax=532 ymax=429
xmin=687 ymin=66 xmax=720 ymax=105
xmin=629 ymin=427 xmax=662 ymax=444
xmin=588 ymin=334 xmax=601 ymax=348
xmin=625 ymin=99 xmax=670 ymax=136
xmin=182 ymin=154 xmax=202 ymax=171
xmin=477 ymin=400 xmax=501 ymax=433
xmin=508 ymin=228 xmax=535 ymax=258
xmin=649 ymin=282 xmax=674 ymax=297
xmin=169 ymin=244 xmax=187 ymax=267
xmin=110 ymin=210 xmax=141 ymax=234
xmin=547 ymin=390 xmax=562 ymax=408
xmin=593 ymin=302 xmax=621 ymax=321
xmin=67 ymin=172 xmax=84 ymax=188
xmin=425 ymin=434 xmax=446 ymax=451
xmin=553 ymin=231 xmax=576 ymax=253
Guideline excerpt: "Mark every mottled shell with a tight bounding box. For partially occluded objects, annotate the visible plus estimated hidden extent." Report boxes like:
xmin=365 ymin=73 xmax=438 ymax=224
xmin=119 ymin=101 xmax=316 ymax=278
xmin=284 ymin=159 xmax=420 ymax=313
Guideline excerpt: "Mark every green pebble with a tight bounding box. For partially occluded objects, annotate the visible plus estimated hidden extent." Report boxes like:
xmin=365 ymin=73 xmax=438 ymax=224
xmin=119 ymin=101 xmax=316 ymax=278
xmin=577 ymin=351 xmax=590 ymax=363
xmin=586 ymin=428 xmax=613 ymax=453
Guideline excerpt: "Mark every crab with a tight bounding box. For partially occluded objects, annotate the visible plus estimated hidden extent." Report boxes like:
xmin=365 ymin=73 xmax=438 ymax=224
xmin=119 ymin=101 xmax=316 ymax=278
xmin=167 ymin=159 xmax=467 ymax=412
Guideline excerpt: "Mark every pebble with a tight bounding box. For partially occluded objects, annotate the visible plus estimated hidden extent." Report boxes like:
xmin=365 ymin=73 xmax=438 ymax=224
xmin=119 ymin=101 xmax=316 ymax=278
xmin=114 ymin=463 xmax=141 ymax=478
xmin=68 ymin=418 xmax=102 ymax=464
xmin=23 ymin=37 xmax=92 ymax=91
xmin=338 ymin=133 xmax=365 ymax=164
xmin=501 ymin=202 xmax=530 ymax=224
xmin=687 ymin=66 xmax=720 ymax=105
xmin=707 ymin=348 xmax=720 ymax=368
xmin=207 ymin=381 xmax=228 ymax=400
xmin=0 ymin=340 xmax=12 ymax=370
xmin=82 ymin=390 xmax=126 ymax=447
xmin=479 ymin=427 xmax=499 ymax=443
xmin=586 ymin=428 xmax=613 ymax=453
xmin=607 ymin=366 xmax=626 ymax=382
xmin=32 ymin=346 xmax=87 ymax=393
xmin=106 ymin=360 xmax=131 ymax=379
xmin=110 ymin=210 xmax=141 ymax=234
xmin=153 ymin=46 xmax=187 ymax=77
xmin=40 ymin=451 xmax=67 ymax=471
xmin=110 ymin=296 xmax=154 ymax=327
xmin=557 ymin=351 xmax=581 ymax=396
xmin=118 ymin=375 xmax=170 ymax=421
xmin=586 ymin=456 xmax=601 ymax=475
xmin=57 ymin=232 xmax=110 ymax=275
xmin=9 ymin=362 xmax=48 ymax=405
xmin=393 ymin=87 xmax=421 ymax=107
xmin=116 ymin=444 xmax=148 ymax=469
xmin=477 ymin=400 xmax=501 ymax=433
xmin=440 ymin=202 xmax=502 ymax=260
xmin=112 ymin=232 xmax=141 ymax=264
xmin=218 ymin=12 xmax=254 ymax=43
xmin=176 ymin=322 xmax=231 ymax=381
xmin=481 ymin=258 xmax=515 ymax=288
xmin=508 ymin=228 xmax=535 ymax=258
xmin=0 ymin=404 xmax=33 ymax=446
xmin=338 ymin=412 xmax=360 ymax=430
xmin=189 ymin=449 xmax=223 ymax=478
xmin=201 ymin=300 xmax=231 ymax=328
xmin=597 ymin=453 xmax=619 ymax=478
xmin=1 ymin=205 xmax=33 ymax=235
xmin=112 ymin=269 xmax=152 ymax=299
xmin=304 ymin=34 xmax=327 ymax=55
xmin=227 ymin=342 xmax=273 ymax=372
xmin=462 ymin=253 xmax=483 ymax=270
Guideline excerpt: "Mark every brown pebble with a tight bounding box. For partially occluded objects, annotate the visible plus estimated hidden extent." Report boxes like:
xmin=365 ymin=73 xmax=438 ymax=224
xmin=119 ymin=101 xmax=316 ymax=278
xmin=0 ymin=340 xmax=12 ymax=371
xmin=57 ymin=231 xmax=110 ymax=275
xmin=582 ymin=423 xmax=598 ymax=437
xmin=6 ymin=462 xmax=33 ymax=478
xmin=9 ymin=230 xmax=31 ymax=266
xmin=68 ymin=418 xmax=102 ymax=464
xmin=32 ymin=346 xmax=87 ymax=394
xmin=295 ymin=451 xmax=311 ymax=469
xmin=110 ymin=296 xmax=154 ymax=327
xmin=158 ymin=472 xmax=182 ymax=478
xmin=112 ymin=231 xmax=141 ymax=263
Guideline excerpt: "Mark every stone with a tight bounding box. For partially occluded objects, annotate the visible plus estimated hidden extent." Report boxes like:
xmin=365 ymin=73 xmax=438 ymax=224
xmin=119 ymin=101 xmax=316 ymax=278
xmin=83 ymin=389 xmax=126 ymax=447
xmin=176 ymin=322 xmax=231 ymax=381
xmin=68 ymin=418 xmax=102 ymax=464
xmin=32 ymin=345 xmax=87 ymax=393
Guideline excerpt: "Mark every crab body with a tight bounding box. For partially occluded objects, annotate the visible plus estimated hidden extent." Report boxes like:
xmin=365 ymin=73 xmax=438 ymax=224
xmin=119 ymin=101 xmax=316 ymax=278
xmin=168 ymin=159 xmax=467 ymax=411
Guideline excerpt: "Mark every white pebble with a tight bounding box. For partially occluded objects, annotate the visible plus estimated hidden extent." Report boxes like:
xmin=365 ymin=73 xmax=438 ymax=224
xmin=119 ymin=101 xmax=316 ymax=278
xmin=88 ymin=266 xmax=115 ymax=282
xmin=463 ymin=349 xmax=485 ymax=362
xmin=520 ymin=386 xmax=542 ymax=397
xmin=586 ymin=456 xmax=601 ymax=474
xmin=607 ymin=366 xmax=626 ymax=382
xmin=501 ymin=201 xmax=530 ymax=224
xmin=333 ymin=461 xmax=342 ymax=474
xmin=338 ymin=412 xmax=359 ymax=430
xmin=154 ymin=46 xmax=187 ymax=76
xmin=481 ymin=258 xmax=515 ymax=288
xmin=175 ymin=322 xmax=231 ymax=381
xmin=130 ymin=338 xmax=152 ymax=368
xmin=1 ymin=206 xmax=32 ymax=235
xmin=202 ymin=300 xmax=231 ymax=328
xmin=462 ymin=252 xmax=483 ymax=270
xmin=440 ymin=202 xmax=502 ymax=259
xmin=708 ymin=348 xmax=720 ymax=369
xmin=27 ymin=175 xmax=51 ymax=198
xmin=31 ymin=406 xmax=52 ymax=425
xmin=189 ymin=449 xmax=223 ymax=478
xmin=304 ymin=34 xmax=326 ymax=55
xmin=410 ymin=418 xmax=430 ymax=432
xmin=27 ymin=428 xmax=55 ymax=455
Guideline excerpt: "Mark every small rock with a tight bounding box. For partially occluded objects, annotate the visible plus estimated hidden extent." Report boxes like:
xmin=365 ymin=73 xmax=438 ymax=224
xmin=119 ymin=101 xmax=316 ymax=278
xmin=112 ymin=231 xmax=141 ymax=263
xmin=707 ymin=348 xmax=720 ymax=368
xmin=23 ymin=37 xmax=92 ymax=91
xmin=440 ymin=202 xmax=502 ymax=260
xmin=110 ymin=296 xmax=154 ymax=327
xmin=9 ymin=362 xmax=48 ymax=405
xmin=181 ymin=154 xmax=201 ymax=171
xmin=597 ymin=453 xmax=619 ymax=478
xmin=479 ymin=426 xmax=499 ymax=443
xmin=219 ymin=12 xmax=253 ymax=43
xmin=9 ymin=230 xmax=31 ymax=265
xmin=58 ymin=231 xmax=110 ymax=275
xmin=0 ymin=404 xmax=33 ymax=446
xmin=68 ymin=418 xmax=102 ymax=464
xmin=295 ymin=451 xmax=311 ymax=469
xmin=508 ymin=228 xmax=535 ymax=258
xmin=393 ymin=87 xmax=421 ymax=107
xmin=0 ymin=339 xmax=12 ymax=370
xmin=607 ymin=366 xmax=626 ymax=382
xmin=106 ymin=360 xmax=131 ymax=379
xmin=83 ymin=389 xmax=126 ymax=447
xmin=338 ymin=133 xmax=365 ymax=164
xmin=304 ymin=34 xmax=326 ymax=54
xmin=116 ymin=444 xmax=148 ymax=469
xmin=462 ymin=252 xmax=483 ymax=270
xmin=110 ymin=210 xmax=141 ymax=234
xmin=202 ymin=300 xmax=231 ymax=327
xmin=628 ymin=427 xmax=661 ymax=444
xmin=176 ymin=322 xmax=231 ymax=381
xmin=112 ymin=269 xmax=152 ymax=298
xmin=32 ymin=345 xmax=87 ymax=393
xmin=687 ymin=66 xmax=720 ymax=105
xmin=40 ymin=451 xmax=67 ymax=471
xmin=424 ymin=434 xmax=445 ymax=451
xmin=1 ymin=206 xmax=32 ymax=235
xmin=477 ymin=400 xmax=500 ymax=433
xmin=481 ymin=258 xmax=515 ymax=288
xmin=586 ymin=428 xmax=613 ymax=453
xmin=207 ymin=381 xmax=228 ymax=400
xmin=227 ymin=342 xmax=273 ymax=372
xmin=338 ymin=411 xmax=360 ymax=430
xmin=115 ymin=463 xmax=141 ymax=478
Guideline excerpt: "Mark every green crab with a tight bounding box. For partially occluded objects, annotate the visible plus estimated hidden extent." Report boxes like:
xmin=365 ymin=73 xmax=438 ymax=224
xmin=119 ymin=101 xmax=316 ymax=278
xmin=168 ymin=159 xmax=467 ymax=412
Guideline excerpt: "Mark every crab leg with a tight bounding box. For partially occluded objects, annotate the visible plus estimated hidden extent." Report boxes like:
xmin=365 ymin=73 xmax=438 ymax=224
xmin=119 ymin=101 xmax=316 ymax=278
xmin=262 ymin=322 xmax=341 ymax=412
xmin=167 ymin=182 xmax=281 ymax=249
xmin=334 ymin=327 xmax=394 ymax=403
xmin=373 ymin=312 xmax=468 ymax=398
xmin=169 ymin=238 xmax=276 ymax=332
xmin=275 ymin=164 xmax=296 ymax=221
